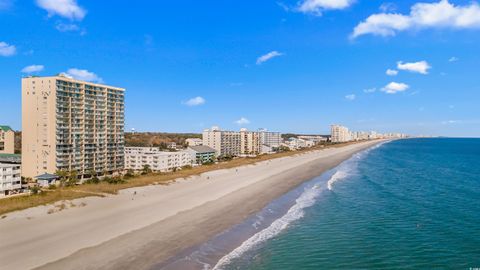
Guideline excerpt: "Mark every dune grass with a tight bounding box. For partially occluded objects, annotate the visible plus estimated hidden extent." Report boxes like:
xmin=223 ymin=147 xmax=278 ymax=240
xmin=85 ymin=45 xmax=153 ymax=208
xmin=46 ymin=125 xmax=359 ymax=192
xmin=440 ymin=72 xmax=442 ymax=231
xmin=0 ymin=141 xmax=360 ymax=216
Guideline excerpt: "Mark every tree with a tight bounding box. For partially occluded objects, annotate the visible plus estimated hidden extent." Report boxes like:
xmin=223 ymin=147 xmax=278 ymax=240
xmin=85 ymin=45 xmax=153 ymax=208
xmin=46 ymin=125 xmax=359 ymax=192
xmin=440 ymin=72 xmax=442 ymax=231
xmin=142 ymin=164 xmax=151 ymax=175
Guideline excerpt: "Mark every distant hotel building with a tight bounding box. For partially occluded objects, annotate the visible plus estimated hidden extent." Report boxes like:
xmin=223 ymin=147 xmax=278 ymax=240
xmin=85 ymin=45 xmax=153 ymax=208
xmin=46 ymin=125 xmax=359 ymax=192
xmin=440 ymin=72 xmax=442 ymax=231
xmin=185 ymin=138 xmax=203 ymax=146
xmin=124 ymin=147 xmax=192 ymax=172
xmin=202 ymin=126 xmax=241 ymax=157
xmin=0 ymin=125 xmax=15 ymax=154
xmin=258 ymin=128 xmax=282 ymax=148
xmin=21 ymin=75 xmax=125 ymax=178
xmin=202 ymin=126 xmax=281 ymax=157
xmin=240 ymin=128 xmax=261 ymax=156
xmin=331 ymin=124 xmax=351 ymax=143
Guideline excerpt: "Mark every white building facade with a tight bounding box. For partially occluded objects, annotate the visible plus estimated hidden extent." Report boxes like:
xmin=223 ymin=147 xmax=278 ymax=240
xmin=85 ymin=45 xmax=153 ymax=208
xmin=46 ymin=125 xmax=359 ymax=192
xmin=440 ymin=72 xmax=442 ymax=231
xmin=185 ymin=138 xmax=203 ymax=146
xmin=124 ymin=147 xmax=192 ymax=172
xmin=331 ymin=125 xmax=352 ymax=143
xmin=258 ymin=129 xmax=282 ymax=147
xmin=0 ymin=163 xmax=21 ymax=197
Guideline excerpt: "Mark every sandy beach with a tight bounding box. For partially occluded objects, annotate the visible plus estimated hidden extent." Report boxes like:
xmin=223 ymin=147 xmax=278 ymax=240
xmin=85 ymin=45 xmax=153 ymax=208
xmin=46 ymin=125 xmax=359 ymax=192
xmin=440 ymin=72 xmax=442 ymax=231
xmin=0 ymin=140 xmax=382 ymax=270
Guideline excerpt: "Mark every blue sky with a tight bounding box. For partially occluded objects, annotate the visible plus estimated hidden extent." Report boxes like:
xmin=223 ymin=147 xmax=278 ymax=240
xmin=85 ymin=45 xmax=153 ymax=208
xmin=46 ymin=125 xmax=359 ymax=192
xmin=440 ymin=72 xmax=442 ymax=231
xmin=0 ymin=0 xmax=479 ymax=137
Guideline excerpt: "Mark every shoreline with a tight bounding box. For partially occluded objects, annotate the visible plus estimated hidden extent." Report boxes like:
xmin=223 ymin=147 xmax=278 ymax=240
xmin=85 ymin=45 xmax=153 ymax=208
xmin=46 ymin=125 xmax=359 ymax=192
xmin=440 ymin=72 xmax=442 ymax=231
xmin=0 ymin=140 xmax=383 ymax=270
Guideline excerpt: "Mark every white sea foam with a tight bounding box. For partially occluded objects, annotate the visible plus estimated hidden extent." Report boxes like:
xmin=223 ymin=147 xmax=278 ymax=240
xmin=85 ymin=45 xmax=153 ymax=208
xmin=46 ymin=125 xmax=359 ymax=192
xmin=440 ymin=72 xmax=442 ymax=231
xmin=212 ymin=184 xmax=322 ymax=270
xmin=212 ymin=141 xmax=389 ymax=270
xmin=327 ymin=170 xmax=349 ymax=191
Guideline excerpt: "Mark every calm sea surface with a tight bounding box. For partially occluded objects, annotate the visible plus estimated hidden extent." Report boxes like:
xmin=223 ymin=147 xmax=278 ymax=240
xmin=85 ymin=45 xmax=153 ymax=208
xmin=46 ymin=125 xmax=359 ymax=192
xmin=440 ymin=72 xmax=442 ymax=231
xmin=213 ymin=138 xmax=480 ymax=270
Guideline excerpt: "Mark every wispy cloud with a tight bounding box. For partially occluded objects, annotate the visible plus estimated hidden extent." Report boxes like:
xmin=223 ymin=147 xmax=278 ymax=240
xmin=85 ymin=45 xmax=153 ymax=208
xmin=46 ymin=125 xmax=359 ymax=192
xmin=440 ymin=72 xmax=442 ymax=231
xmin=386 ymin=69 xmax=398 ymax=76
xmin=352 ymin=0 xmax=480 ymax=38
xmin=61 ymin=68 xmax=102 ymax=83
xmin=397 ymin=61 xmax=431 ymax=74
xmin=363 ymin=87 xmax=376 ymax=93
xmin=21 ymin=65 xmax=44 ymax=73
xmin=55 ymin=23 xmax=80 ymax=32
xmin=381 ymin=82 xmax=409 ymax=94
xmin=183 ymin=96 xmax=206 ymax=106
xmin=0 ymin=41 xmax=16 ymax=56
xmin=345 ymin=94 xmax=356 ymax=100
xmin=448 ymin=56 xmax=459 ymax=62
xmin=379 ymin=2 xmax=397 ymax=12
xmin=36 ymin=0 xmax=86 ymax=20
xmin=256 ymin=51 xmax=284 ymax=65
xmin=297 ymin=0 xmax=355 ymax=15
xmin=235 ymin=117 xmax=250 ymax=125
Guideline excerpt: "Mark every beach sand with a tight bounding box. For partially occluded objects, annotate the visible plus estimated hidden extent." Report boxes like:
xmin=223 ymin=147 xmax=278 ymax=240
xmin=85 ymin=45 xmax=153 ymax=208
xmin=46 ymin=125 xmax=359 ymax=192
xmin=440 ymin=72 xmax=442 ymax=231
xmin=0 ymin=140 xmax=382 ymax=270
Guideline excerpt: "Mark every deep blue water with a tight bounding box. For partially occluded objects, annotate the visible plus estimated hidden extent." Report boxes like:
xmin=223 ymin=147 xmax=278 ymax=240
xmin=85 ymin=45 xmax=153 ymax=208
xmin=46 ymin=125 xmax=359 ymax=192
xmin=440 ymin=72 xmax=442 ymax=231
xmin=216 ymin=138 xmax=480 ymax=270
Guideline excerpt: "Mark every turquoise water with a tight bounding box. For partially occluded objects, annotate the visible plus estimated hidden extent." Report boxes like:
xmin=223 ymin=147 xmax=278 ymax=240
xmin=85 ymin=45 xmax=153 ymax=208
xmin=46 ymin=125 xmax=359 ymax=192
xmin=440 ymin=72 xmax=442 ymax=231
xmin=216 ymin=139 xmax=480 ymax=270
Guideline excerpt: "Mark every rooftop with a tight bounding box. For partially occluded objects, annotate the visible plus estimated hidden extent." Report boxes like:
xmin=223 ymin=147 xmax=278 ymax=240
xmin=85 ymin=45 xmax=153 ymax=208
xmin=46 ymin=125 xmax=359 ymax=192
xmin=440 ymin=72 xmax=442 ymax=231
xmin=189 ymin=145 xmax=216 ymax=153
xmin=0 ymin=125 xmax=13 ymax=132
xmin=23 ymin=75 xmax=125 ymax=91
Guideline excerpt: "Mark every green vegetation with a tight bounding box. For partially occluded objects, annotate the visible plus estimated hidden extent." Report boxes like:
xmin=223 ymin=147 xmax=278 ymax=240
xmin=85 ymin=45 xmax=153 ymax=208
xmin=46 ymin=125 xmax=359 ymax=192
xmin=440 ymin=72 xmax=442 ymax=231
xmin=125 ymin=132 xmax=201 ymax=149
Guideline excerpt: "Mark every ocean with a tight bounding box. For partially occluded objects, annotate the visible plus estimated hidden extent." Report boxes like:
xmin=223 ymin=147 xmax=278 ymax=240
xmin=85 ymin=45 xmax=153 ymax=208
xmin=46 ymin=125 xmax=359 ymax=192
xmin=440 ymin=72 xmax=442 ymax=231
xmin=159 ymin=138 xmax=480 ymax=270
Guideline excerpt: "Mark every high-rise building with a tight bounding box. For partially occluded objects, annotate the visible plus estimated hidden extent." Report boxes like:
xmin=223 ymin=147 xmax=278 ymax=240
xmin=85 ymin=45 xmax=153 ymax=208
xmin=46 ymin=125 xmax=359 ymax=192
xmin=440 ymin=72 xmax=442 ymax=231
xmin=258 ymin=128 xmax=282 ymax=148
xmin=202 ymin=126 xmax=241 ymax=157
xmin=331 ymin=124 xmax=351 ymax=143
xmin=0 ymin=125 xmax=15 ymax=154
xmin=21 ymin=75 xmax=125 ymax=178
xmin=240 ymin=128 xmax=261 ymax=156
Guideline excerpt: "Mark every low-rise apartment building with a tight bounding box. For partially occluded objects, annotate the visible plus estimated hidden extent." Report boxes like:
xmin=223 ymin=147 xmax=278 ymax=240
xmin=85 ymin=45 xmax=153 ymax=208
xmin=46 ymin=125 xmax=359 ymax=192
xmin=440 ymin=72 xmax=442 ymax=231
xmin=185 ymin=138 xmax=203 ymax=146
xmin=124 ymin=147 xmax=192 ymax=172
xmin=186 ymin=145 xmax=216 ymax=165
xmin=0 ymin=163 xmax=21 ymax=197
xmin=0 ymin=125 xmax=15 ymax=154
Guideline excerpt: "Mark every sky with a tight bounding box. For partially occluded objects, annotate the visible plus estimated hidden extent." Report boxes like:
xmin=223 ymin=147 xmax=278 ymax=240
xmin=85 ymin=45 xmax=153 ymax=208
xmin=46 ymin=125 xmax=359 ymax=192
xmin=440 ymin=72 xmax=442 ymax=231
xmin=0 ymin=0 xmax=479 ymax=137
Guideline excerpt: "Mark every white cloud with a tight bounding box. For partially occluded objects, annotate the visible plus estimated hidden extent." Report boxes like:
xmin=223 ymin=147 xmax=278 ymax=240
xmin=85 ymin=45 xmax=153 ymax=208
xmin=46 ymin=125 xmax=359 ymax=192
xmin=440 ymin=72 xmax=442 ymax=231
xmin=21 ymin=65 xmax=45 ymax=73
xmin=381 ymin=82 xmax=409 ymax=94
xmin=397 ymin=61 xmax=431 ymax=74
xmin=55 ymin=23 xmax=80 ymax=32
xmin=448 ymin=56 xmax=459 ymax=62
xmin=352 ymin=0 xmax=480 ymax=38
xmin=184 ymin=96 xmax=206 ymax=106
xmin=345 ymin=94 xmax=356 ymax=100
xmin=363 ymin=87 xmax=376 ymax=93
xmin=256 ymin=51 xmax=284 ymax=65
xmin=235 ymin=117 xmax=250 ymax=125
xmin=386 ymin=69 xmax=398 ymax=76
xmin=36 ymin=0 xmax=86 ymax=20
xmin=62 ymin=68 xmax=102 ymax=83
xmin=297 ymin=0 xmax=355 ymax=15
xmin=0 ymin=41 xmax=16 ymax=56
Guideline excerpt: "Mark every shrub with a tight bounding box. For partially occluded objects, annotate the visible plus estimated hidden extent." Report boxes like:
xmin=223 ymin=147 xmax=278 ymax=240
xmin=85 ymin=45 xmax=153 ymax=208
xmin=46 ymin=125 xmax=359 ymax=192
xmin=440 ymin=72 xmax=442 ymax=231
xmin=30 ymin=186 xmax=41 ymax=195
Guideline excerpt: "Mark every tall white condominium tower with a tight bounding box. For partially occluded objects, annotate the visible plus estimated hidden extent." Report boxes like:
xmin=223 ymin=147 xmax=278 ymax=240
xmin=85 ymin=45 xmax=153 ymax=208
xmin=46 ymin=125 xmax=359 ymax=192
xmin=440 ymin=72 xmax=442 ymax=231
xmin=258 ymin=128 xmax=282 ymax=147
xmin=331 ymin=124 xmax=351 ymax=143
xmin=21 ymin=75 xmax=125 ymax=178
